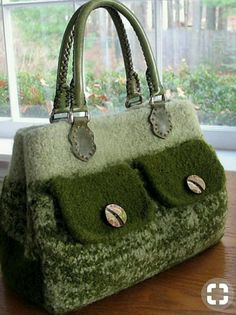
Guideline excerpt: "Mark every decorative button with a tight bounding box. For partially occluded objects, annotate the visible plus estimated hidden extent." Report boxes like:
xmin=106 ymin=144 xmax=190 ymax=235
xmin=187 ymin=175 xmax=206 ymax=194
xmin=105 ymin=204 xmax=127 ymax=228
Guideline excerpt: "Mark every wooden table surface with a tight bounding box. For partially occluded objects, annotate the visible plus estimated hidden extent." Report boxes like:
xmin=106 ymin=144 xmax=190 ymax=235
xmin=0 ymin=172 xmax=235 ymax=315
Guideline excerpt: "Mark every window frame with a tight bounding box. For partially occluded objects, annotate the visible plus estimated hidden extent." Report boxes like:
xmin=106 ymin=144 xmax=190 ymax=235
xmin=1 ymin=0 xmax=236 ymax=151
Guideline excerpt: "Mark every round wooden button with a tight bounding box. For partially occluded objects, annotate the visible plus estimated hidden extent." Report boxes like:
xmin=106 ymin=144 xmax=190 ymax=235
xmin=187 ymin=175 xmax=206 ymax=194
xmin=105 ymin=204 xmax=127 ymax=228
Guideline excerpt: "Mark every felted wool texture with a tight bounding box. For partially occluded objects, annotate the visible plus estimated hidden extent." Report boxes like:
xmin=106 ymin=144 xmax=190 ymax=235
xmin=0 ymin=99 xmax=228 ymax=313
xmin=7 ymin=130 xmax=26 ymax=183
xmin=8 ymin=124 xmax=42 ymax=183
xmin=0 ymin=231 xmax=43 ymax=305
xmin=0 ymin=177 xmax=27 ymax=244
xmin=16 ymin=99 xmax=203 ymax=185
xmin=0 ymin=176 xmax=228 ymax=314
xmin=48 ymin=163 xmax=156 ymax=244
xmin=134 ymin=139 xmax=226 ymax=207
xmin=33 ymin=188 xmax=227 ymax=314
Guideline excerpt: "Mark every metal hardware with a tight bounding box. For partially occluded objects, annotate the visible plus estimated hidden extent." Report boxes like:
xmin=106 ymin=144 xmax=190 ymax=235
xmin=125 ymin=94 xmax=143 ymax=108
xmin=50 ymin=110 xmax=69 ymax=123
xmin=68 ymin=111 xmax=74 ymax=124
xmin=149 ymin=93 xmax=165 ymax=106
xmin=50 ymin=110 xmax=91 ymax=124
xmin=67 ymin=111 xmax=91 ymax=124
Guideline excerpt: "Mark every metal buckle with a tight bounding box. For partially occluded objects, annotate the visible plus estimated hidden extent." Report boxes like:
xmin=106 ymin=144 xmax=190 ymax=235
xmin=67 ymin=111 xmax=91 ymax=124
xmin=125 ymin=94 xmax=143 ymax=108
xmin=50 ymin=110 xmax=90 ymax=124
xmin=50 ymin=110 xmax=68 ymax=123
xmin=149 ymin=93 xmax=165 ymax=106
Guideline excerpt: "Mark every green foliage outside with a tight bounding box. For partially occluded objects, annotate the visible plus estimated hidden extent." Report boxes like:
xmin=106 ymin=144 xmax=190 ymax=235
xmin=203 ymin=0 xmax=236 ymax=15
xmin=0 ymin=1 xmax=235 ymax=125
xmin=12 ymin=6 xmax=72 ymax=45
xmin=203 ymin=0 xmax=236 ymax=8
xmin=163 ymin=64 xmax=236 ymax=125
xmin=0 ymin=64 xmax=236 ymax=125
xmin=0 ymin=75 xmax=9 ymax=116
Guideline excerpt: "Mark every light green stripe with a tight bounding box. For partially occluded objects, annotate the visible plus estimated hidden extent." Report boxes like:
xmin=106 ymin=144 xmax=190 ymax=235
xmin=8 ymin=100 xmax=202 ymax=184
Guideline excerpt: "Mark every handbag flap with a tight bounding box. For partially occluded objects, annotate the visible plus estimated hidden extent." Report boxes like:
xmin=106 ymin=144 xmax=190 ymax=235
xmin=134 ymin=139 xmax=226 ymax=207
xmin=48 ymin=163 xmax=156 ymax=244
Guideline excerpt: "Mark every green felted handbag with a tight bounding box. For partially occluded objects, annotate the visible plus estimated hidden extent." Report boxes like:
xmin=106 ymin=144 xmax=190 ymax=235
xmin=0 ymin=0 xmax=228 ymax=314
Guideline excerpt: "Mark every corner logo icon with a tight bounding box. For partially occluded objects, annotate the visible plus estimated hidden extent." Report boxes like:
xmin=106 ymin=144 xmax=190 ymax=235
xmin=207 ymin=282 xmax=229 ymax=306
xmin=202 ymin=278 xmax=234 ymax=311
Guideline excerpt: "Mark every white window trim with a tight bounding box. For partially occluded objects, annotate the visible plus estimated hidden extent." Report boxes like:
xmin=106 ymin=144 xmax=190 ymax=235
xmin=0 ymin=0 xmax=236 ymax=151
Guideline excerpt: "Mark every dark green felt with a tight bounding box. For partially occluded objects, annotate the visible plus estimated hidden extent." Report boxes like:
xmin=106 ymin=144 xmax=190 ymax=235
xmin=48 ymin=163 xmax=156 ymax=244
xmin=134 ymin=140 xmax=225 ymax=207
xmin=0 ymin=231 xmax=43 ymax=305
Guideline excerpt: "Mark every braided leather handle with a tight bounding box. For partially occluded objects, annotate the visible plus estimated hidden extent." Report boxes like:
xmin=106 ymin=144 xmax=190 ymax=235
xmin=73 ymin=0 xmax=164 ymax=113
xmin=52 ymin=5 xmax=142 ymax=117
xmin=52 ymin=0 xmax=170 ymax=162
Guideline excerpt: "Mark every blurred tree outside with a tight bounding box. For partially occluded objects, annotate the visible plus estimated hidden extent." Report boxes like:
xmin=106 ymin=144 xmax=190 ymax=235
xmin=0 ymin=0 xmax=235 ymax=126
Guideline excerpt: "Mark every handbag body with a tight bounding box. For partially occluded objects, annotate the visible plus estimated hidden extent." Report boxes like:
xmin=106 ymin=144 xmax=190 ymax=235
xmin=0 ymin=0 xmax=227 ymax=314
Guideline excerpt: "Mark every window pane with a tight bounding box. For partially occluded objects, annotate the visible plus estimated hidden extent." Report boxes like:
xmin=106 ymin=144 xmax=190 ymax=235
xmin=10 ymin=4 xmax=73 ymax=118
xmin=162 ymin=0 xmax=236 ymax=126
xmin=0 ymin=8 xmax=10 ymax=117
xmin=3 ymin=0 xmax=46 ymax=3
xmin=84 ymin=8 xmax=128 ymax=115
xmin=83 ymin=1 xmax=152 ymax=115
xmin=123 ymin=0 xmax=154 ymax=103
xmin=7 ymin=1 xmax=152 ymax=118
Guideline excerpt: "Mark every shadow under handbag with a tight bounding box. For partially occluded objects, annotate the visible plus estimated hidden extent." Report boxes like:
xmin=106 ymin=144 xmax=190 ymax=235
xmin=0 ymin=0 xmax=228 ymax=313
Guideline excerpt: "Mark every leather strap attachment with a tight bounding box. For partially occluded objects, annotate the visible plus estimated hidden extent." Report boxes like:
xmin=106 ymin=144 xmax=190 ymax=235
xmin=51 ymin=0 xmax=170 ymax=162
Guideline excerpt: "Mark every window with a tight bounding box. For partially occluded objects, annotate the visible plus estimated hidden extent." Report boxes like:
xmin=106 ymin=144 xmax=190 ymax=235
xmin=0 ymin=0 xmax=236 ymax=149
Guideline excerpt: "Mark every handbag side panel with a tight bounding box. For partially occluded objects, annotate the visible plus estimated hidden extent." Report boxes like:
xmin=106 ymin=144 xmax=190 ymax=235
xmin=0 ymin=130 xmax=44 ymax=306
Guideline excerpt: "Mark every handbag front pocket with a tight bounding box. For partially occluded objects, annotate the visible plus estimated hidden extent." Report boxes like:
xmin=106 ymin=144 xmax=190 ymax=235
xmin=134 ymin=139 xmax=226 ymax=208
xmin=48 ymin=163 xmax=156 ymax=244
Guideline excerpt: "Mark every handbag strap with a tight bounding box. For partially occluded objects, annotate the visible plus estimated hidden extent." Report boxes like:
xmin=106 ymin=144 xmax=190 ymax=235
xmin=53 ymin=0 xmax=172 ymax=162
xmin=52 ymin=5 xmax=142 ymax=120
xmin=73 ymin=0 xmax=164 ymax=114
